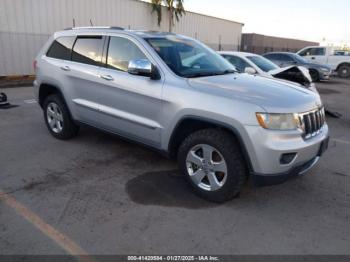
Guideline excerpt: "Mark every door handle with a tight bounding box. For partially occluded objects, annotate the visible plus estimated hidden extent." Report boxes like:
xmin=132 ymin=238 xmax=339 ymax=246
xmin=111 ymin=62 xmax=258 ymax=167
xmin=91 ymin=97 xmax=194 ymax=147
xmin=60 ymin=65 xmax=70 ymax=71
xmin=311 ymin=57 xmax=316 ymax=60
xmin=100 ymin=75 xmax=114 ymax=81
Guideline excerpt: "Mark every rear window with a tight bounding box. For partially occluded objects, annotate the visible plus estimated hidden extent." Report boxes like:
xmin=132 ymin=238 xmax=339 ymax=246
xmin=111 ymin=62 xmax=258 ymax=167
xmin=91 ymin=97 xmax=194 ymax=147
xmin=46 ymin=36 xmax=76 ymax=60
xmin=264 ymin=53 xmax=293 ymax=62
xmin=71 ymin=36 xmax=103 ymax=66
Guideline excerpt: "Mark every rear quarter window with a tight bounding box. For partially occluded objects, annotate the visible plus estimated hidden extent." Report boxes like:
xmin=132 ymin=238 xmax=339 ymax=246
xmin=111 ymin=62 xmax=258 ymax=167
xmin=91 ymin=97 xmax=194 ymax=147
xmin=46 ymin=36 xmax=76 ymax=60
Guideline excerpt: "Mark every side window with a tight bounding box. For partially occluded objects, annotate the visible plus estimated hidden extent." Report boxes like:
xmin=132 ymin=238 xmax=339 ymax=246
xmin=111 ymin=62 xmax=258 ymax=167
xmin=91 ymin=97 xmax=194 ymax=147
xmin=71 ymin=36 xmax=103 ymax=66
xmin=46 ymin=36 xmax=76 ymax=60
xmin=107 ymin=36 xmax=147 ymax=72
xmin=266 ymin=54 xmax=292 ymax=62
xmin=278 ymin=54 xmax=294 ymax=62
xmin=302 ymin=48 xmax=325 ymax=56
xmin=298 ymin=48 xmax=310 ymax=56
xmin=311 ymin=48 xmax=326 ymax=56
xmin=223 ymin=55 xmax=250 ymax=72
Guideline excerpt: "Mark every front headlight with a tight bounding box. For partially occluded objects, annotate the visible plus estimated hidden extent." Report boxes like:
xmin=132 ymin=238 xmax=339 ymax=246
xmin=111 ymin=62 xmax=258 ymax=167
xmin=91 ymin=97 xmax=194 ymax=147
xmin=256 ymin=113 xmax=300 ymax=130
xmin=320 ymin=67 xmax=330 ymax=72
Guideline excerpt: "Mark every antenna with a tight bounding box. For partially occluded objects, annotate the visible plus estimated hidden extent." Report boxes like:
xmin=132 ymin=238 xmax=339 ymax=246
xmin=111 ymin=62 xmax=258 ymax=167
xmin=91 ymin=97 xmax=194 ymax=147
xmin=90 ymin=19 xmax=93 ymax=26
xmin=73 ymin=18 xmax=75 ymax=27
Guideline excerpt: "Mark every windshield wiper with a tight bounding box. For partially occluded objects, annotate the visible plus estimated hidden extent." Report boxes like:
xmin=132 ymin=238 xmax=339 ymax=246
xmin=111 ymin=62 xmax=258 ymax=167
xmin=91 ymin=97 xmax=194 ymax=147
xmin=185 ymin=70 xmax=235 ymax=78
xmin=219 ymin=69 xmax=236 ymax=75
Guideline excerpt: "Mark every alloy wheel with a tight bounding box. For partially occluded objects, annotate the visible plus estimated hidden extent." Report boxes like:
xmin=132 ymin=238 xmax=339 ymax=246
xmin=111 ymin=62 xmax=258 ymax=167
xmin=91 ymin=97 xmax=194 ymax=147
xmin=186 ymin=144 xmax=228 ymax=191
xmin=46 ymin=102 xmax=64 ymax=133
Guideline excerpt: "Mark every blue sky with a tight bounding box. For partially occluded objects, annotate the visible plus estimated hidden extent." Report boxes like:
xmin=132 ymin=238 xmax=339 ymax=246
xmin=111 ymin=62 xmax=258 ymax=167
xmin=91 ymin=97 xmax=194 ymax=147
xmin=183 ymin=0 xmax=350 ymax=45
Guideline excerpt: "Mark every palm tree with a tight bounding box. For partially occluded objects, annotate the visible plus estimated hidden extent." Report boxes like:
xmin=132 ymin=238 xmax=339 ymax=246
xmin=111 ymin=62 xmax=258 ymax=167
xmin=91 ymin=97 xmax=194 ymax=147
xmin=151 ymin=0 xmax=185 ymax=32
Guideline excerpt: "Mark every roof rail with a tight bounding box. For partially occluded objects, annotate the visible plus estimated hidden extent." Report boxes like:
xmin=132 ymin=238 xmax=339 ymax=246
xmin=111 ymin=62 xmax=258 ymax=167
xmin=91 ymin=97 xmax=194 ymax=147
xmin=64 ymin=26 xmax=124 ymax=30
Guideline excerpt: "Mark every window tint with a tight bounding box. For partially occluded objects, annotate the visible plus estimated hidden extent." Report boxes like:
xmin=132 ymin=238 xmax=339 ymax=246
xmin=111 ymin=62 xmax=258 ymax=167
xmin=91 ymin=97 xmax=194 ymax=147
xmin=146 ymin=37 xmax=234 ymax=78
xmin=71 ymin=36 xmax=103 ymax=66
xmin=309 ymin=48 xmax=326 ymax=56
xmin=222 ymin=55 xmax=250 ymax=72
xmin=300 ymin=48 xmax=325 ymax=56
xmin=107 ymin=37 xmax=147 ymax=72
xmin=246 ymin=56 xmax=279 ymax=72
xmin=46 ymin=36 xmax=75 ymax=60
xmin=264 ymin=53 xmax=293 ymax=62
xmin=298 ymin=48 xmax=310 ymax=56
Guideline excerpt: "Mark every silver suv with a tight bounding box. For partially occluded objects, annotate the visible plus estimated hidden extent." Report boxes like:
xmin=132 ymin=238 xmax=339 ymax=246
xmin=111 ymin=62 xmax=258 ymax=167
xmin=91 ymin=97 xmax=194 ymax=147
xmin=34 ymin=27 xmax=329 ymax=202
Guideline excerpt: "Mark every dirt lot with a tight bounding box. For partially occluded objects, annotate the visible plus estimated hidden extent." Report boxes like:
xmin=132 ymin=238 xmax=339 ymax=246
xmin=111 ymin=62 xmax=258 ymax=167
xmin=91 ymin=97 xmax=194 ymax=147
xmin=0 ymin=78 xmax=350 ymax=256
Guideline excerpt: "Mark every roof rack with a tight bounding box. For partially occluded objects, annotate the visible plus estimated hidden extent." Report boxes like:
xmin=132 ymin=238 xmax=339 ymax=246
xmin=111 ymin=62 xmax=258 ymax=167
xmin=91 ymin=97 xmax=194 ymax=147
xmin=64 ymin=26 xmax=124 ymax=30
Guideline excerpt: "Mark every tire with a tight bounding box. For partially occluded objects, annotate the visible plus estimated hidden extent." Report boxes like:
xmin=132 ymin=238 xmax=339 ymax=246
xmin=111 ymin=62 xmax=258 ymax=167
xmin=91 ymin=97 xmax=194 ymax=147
xmin=309 ymin=69 xmax=320 ymax=82
xmin=0 ymin=92 xmax=7 ymax=102
xmin=43 ymin=94 xmax=79 ymax=140
xmin=178 ymin=128 xmax=247 ymax=203
xmin=338 ymin=65 xmax=350 ymax=78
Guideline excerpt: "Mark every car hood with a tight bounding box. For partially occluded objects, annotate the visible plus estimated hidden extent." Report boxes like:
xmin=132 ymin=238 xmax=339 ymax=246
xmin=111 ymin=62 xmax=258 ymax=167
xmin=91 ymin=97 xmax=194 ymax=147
xmin=187 ymin=73 xmax=322 ymax=113
xmin=268 ymin=66 xmax=313 ymax=87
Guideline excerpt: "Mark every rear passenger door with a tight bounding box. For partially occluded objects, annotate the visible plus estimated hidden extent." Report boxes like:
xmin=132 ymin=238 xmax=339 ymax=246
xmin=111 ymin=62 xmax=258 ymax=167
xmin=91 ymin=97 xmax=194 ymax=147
xmin=96 ymin=35 xmax=163 ymax=147
xmin=68 ymin=35 xmax=105 ymax=126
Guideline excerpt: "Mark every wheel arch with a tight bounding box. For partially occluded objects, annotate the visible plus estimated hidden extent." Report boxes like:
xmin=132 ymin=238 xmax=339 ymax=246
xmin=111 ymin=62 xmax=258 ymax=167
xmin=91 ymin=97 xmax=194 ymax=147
xmin=336 ymin=62 xmax=350 ymax=71
xmin=168 ymin=116 xmax=254 ymax=173
xmin=38 ymin=83 xmax=65 ymax=108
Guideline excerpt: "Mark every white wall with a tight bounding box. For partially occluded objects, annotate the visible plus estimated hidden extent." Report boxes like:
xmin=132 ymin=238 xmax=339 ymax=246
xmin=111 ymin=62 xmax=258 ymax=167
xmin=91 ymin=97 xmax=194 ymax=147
xmin=0 ymin=0 xmax=243 ymax=76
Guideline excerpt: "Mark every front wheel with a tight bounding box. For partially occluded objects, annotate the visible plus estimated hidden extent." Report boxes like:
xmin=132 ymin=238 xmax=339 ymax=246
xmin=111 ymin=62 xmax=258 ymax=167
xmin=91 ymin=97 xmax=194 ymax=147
xmin=309 ymin=69 xmax=320 ymax=82
xmin=43 ymin=94 xmax=79 ymax=140
xmin=178 ymin=129 xmax=247 ymax=203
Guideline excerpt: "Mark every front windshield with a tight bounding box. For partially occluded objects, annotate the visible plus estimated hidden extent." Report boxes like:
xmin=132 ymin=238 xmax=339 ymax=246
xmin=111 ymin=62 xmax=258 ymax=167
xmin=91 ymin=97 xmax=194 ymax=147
xmin=292 ymin=54 xmax=308 ymax=63
xmin=145 ymin=36 xmax=235 ymax=78
xmin=246 ymin=56 xmax=279 ymax=72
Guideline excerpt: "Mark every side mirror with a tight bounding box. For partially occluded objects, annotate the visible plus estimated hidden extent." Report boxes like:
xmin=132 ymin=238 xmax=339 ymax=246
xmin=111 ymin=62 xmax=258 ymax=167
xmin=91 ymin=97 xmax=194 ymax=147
xmin=244 ymin=67 xmax=257 ymax=75
xmin=128 ymin=59 xmax=160 ymax=80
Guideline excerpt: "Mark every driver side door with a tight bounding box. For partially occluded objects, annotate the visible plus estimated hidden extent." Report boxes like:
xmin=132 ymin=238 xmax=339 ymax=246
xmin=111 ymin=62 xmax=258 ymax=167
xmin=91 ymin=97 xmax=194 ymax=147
xmin=299 ymin=47 xmax=327 ymax=64
xmin=96 ymin=35 xmax=164 ymax=148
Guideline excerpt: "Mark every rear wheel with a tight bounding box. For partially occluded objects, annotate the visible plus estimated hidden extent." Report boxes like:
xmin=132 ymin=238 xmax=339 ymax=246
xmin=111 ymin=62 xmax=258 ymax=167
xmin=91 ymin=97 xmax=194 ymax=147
xmin=178 ymin=129 xmax=247 ymax=203
xmin=338 ymin=65 xmax=350 ymax=78
xmin=43 ymin=94 xmax=79 ymax=140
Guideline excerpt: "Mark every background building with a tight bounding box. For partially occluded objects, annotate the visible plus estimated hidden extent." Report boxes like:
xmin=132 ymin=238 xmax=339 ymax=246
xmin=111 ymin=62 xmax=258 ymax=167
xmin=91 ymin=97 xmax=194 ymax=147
xmin=241 ymin=33 xmax=319 ymax=54
xmin=0 ymin=0 xmax=243 ymax=76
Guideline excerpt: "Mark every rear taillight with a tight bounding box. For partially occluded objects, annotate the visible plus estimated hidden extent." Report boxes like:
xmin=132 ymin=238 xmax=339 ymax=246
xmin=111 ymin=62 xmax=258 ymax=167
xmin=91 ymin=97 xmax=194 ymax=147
xmin=33 ymin=60 xmax=37 ymax=73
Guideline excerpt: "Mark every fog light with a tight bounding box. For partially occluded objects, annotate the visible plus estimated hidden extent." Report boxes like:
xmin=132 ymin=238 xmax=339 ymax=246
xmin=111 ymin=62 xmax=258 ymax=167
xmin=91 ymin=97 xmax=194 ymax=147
xmin=280 ymin=153 xmax=297 ymax=165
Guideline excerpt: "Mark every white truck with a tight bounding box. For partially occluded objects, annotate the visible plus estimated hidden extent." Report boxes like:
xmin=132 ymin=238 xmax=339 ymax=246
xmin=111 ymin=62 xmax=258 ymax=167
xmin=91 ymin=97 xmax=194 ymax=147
xmin=297 ymin=46 xmax=350 ymax=78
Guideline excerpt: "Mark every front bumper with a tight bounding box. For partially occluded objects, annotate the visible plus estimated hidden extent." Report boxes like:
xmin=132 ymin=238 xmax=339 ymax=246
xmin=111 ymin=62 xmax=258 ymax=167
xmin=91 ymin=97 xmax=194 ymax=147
xmin=320 ymin=70 xmax=336 ymax=80
xmin=243 ymin=123 xmax=329 ymax=185
xmin=252 ymin=136 xmax=329 ymax=186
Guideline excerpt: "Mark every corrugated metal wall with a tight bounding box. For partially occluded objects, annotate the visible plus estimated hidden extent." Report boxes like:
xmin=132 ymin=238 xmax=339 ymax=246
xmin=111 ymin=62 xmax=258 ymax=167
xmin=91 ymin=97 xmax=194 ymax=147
xmin=0 ymin=0 xmax=243 ymax=76
xmin=241 ymin=33 xmax=319 ymax=54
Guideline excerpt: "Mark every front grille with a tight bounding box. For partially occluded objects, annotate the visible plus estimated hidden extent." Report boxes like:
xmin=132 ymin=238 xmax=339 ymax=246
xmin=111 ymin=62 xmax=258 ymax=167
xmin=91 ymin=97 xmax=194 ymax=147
xmin=299 ymin=107 xmax=325 ymax=139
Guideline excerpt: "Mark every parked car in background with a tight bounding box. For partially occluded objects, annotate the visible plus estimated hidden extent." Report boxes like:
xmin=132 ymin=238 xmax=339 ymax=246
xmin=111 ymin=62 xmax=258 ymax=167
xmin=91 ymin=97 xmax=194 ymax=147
xmin=263 ymin=52 xmax=333 ymax=82
xmin=334 ymin=50 xmax=350 ymax=56
xmin=297 ymin=46 xmax=350 ymax=78
xmin=219 ymin=51 xmax=279 ymax=77
xmin=219 ymin=51 xmax=316 ymax=91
